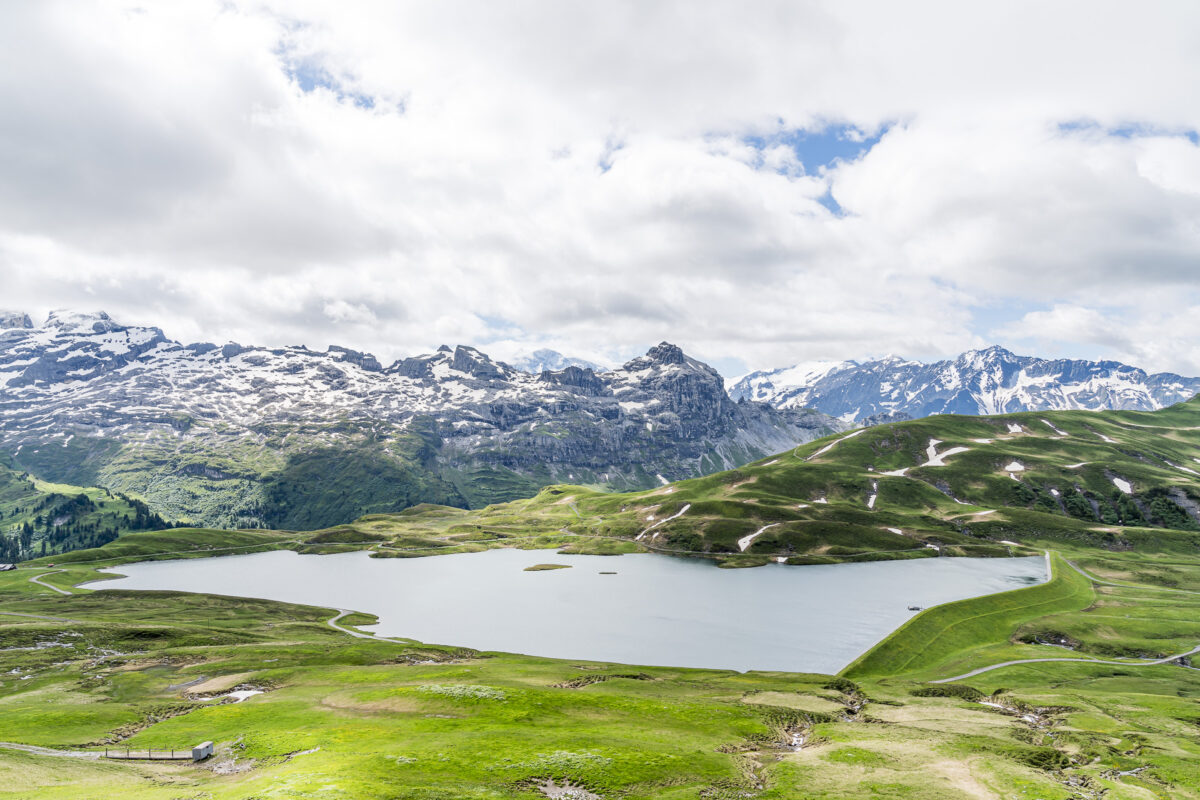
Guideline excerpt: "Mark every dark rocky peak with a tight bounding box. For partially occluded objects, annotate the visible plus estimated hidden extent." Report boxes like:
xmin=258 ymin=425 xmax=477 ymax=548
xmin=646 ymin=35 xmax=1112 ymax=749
xmin=620 ymin=343 xmax=723 ymax=386
xmin=390 ymin=357 xmax=432 ymax=379
xmin=389 ymin=348 xmax=444 ymax=379
xmin=327 ymin=345 xmax=382 ymax=372
xmin=451 ymin=345 xmax=506 ymax=380
xmin=622 ymin=342 xmax=692 ymax=373
xmin=44 ymin=309 xmax=124 ymax=335
xmin=387 ymin=344 xmax=505 ymax=380
xmin=647 ymin=341 xmax=686 ymax=365
xmin=221 ymin=343 xmax=250 ymax=359
xmin=538 ymin=365 xmax=606 ymax=396
xmin=0 ymin=311 xmax=32 ymax=330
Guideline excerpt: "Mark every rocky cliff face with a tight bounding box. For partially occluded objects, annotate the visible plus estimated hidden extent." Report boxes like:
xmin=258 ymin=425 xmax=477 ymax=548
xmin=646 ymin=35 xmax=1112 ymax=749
xmin=729 ymin=346 xmax=1200 ymax=422
xmin=0 ymin=312 xmax=842 ymax=528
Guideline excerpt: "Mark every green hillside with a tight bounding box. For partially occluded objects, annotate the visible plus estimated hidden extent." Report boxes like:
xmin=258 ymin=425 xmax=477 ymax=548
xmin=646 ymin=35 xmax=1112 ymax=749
xmin=0 ymin=453 xmax=174 ymax=563
xmin=309 ymin=397 xmax=1200 ymax=566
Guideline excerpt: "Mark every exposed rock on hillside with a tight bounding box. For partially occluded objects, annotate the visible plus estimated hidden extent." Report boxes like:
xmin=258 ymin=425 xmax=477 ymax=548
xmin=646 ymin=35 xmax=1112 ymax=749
xmin=0 ymin=314 xmax=842 ymax=529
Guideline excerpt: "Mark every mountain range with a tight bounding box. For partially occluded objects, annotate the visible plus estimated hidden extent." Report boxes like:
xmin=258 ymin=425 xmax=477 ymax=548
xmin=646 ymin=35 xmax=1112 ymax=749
xmin=728 ymin=346 xmax=1200 ymax=422
xmin=0 ymin=311 xmax=839 ymax=530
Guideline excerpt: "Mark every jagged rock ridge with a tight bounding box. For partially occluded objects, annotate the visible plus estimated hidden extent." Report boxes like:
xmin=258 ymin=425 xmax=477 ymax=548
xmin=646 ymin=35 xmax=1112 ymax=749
xmin=0 ymin=312 xmax=842 ymax=529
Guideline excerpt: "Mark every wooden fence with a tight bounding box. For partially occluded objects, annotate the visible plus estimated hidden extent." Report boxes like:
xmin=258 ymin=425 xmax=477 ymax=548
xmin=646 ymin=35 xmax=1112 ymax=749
xmin=103 ymin=747 xmax=195 ymax=761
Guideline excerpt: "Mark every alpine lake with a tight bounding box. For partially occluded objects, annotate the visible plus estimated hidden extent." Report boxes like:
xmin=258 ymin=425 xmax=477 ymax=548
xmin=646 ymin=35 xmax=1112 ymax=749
xmin=88 ymin=548 xmax=1048 ymax=674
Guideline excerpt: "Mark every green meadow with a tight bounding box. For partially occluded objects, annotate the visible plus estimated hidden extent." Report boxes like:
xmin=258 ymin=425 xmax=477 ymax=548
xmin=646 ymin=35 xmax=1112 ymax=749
xmin=4 ymin=399 xmax=1200 ymax=797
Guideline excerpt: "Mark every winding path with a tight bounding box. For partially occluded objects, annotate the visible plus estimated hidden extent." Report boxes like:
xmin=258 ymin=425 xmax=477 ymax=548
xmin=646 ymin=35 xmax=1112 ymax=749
xmin=931 ymin=644 xmax=1200 ymax=684
xmin=29 ymin=570 xmax=72 ymax=595
xmin=0 ymin=742 xmax=99 ymax=760
xmin=931 ymin=556 xmax=1200 ymax=683
xmin=325 ymin=609 xmax=414 ymax=645
xmin=1065 ymin=560 xmax=1200 ymax=596
xmin=326 ymin=609 xmax=378 ymax=640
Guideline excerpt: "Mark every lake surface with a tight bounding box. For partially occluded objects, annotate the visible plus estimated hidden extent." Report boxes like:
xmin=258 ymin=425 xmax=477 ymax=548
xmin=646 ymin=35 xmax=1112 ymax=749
xmin=89 ymin=549 xmax=1048 ymax=674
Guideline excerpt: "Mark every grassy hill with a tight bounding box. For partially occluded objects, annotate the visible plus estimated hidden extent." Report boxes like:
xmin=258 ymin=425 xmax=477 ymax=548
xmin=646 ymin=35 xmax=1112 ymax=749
xmin=306 ymin=397 xmax=1200 ymax=566
xmin=0 ymin=453 xmax=175 ymax=563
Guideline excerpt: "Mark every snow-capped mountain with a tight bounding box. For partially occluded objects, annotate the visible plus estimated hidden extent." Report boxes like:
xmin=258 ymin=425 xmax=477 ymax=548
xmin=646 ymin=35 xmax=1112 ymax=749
xmin=0 ymin=311 xmax=841 ymax=529
xmin=728 ymin=346 xmax=1200 ymax=422
xmin=505 ymin=348 xmax=606 ymax=374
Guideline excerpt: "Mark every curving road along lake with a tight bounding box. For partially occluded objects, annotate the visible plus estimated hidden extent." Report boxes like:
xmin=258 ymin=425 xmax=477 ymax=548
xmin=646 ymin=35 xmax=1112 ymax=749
xmin=88 ymin=549 xmax=1047 ymax=674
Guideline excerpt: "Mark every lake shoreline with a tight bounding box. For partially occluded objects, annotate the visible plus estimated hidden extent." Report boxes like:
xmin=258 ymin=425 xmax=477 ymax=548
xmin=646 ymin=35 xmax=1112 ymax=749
xmin=86 ymin=548 xmax=1049 ymax=674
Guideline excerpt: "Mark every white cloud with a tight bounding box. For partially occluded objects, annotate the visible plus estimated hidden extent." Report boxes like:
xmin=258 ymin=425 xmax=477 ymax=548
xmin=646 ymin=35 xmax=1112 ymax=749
xmin=322 ymin=300 xmax=377 ymax=325
xmin=995 ymin=300 xmax=1200 ymax=375
xmin=2 ymin=1 xmax=1200 ymax=373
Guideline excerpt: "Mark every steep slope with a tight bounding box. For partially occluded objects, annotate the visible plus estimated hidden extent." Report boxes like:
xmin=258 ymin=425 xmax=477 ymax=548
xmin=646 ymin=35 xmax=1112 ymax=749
xmin=0 ymin=452 xmax=169 ymax=562
xmin=342 ymin=397 xmax=1200 ymax=564
xmin=729 ymin=345 xmax=1200 ymax=421
xmin=0 ymin=312 xmax=842 ymax=529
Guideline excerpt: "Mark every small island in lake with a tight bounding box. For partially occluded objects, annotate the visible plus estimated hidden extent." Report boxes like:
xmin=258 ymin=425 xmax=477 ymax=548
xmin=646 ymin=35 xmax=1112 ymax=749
xmin=524 ymin=563 xmax=572 ymax=571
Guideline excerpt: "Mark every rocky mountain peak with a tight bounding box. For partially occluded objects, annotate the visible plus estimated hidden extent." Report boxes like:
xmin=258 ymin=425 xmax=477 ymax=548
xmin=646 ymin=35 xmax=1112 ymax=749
xmin=451 ymin=345 xmax=506 ymax=380
xmin=646 ymin=342 xmax=686 ymax=365
xmin=327 ymin=345 xmax=382 ymax=372
xmin=0 ymin=316 xmax=842 ymax=528
xmin=0 ymin=311 xmax=33 ymax=330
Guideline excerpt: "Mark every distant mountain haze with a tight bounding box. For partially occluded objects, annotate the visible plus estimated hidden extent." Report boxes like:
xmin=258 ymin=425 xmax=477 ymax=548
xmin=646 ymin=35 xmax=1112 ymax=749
xmin=728 ymin=346 xmax=1200 ymax=422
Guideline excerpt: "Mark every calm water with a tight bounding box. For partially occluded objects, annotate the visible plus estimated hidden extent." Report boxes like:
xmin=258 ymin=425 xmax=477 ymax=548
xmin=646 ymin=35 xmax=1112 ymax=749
xmin=88 ymin=549 xmax=1047 ymax=674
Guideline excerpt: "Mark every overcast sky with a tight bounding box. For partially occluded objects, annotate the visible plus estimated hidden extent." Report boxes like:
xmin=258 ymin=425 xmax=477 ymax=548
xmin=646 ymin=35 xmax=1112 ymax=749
xmin=3 ymin=1 xmax=1200 ymax=376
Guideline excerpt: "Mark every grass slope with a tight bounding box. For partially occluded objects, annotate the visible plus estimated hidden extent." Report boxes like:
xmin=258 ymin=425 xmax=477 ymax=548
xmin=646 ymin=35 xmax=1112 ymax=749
xmin=0 ymin=454 xmax=172 ymax=563
xmin=843 ymin=553 xmax=1095 ymax=680
xmin=296 ymin=397 xmax=1200 ymax=568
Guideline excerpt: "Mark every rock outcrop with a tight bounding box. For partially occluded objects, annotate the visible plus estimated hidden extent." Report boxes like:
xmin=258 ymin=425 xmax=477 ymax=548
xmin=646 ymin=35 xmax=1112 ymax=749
xmin=0 ymin=313 xmax=843 ymax=528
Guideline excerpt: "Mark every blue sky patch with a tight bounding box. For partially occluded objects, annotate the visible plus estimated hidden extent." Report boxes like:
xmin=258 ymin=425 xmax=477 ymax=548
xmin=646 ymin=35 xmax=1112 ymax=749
xmin=744 ymin=122 xmax=890 ymax=175
xmin=281 ymin=53 xmax=377 ymax=110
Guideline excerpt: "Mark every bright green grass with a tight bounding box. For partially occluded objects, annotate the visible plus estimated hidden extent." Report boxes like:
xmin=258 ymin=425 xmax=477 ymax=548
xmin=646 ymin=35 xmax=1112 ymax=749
xmin=843 ymin=553 xmax=1095 ymax=680
xmin=5 ymin=399 xmax=1200 ymax=796
xmin=4 ymin=531 xmax=1200 ymax=797
xmin=0 ymin=455 xmax=158 ymax=560
xmin=44 ymin=528 xmax=299 ymax=566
